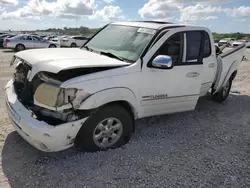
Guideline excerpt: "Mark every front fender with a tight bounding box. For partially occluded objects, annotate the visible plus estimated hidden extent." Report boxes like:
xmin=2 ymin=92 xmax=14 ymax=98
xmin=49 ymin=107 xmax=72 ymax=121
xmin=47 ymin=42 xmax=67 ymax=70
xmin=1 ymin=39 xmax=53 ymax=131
xmin=78 ymin=87 xmax=138 ymax=118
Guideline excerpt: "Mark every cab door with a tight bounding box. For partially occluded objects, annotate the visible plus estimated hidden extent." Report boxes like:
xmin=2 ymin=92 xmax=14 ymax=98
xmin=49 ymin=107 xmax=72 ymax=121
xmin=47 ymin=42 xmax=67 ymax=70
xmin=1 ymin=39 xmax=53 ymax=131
xmin=200 ymin=31 xmax=217 ymax=96
xmin=139 ymin=29 xmax=205 ymax=118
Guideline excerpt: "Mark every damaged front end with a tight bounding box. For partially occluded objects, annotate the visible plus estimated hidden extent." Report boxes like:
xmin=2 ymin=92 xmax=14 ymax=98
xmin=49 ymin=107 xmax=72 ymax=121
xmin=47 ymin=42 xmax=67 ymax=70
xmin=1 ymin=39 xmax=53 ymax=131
xmin=11 ymin=58 xmax=114 ymax=125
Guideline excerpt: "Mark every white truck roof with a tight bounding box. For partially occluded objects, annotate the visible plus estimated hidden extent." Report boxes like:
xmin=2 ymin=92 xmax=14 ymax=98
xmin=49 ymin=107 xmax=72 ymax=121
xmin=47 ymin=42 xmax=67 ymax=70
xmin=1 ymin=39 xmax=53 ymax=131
xmin=111 ymin=21 xmax=208 ymax=31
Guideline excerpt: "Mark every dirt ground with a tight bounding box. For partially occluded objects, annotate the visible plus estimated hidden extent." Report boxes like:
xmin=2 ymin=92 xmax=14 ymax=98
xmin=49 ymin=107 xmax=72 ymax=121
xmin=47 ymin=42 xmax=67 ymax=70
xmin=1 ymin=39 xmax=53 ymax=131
xmin=0 ymin=48 xmax=250 ymax=188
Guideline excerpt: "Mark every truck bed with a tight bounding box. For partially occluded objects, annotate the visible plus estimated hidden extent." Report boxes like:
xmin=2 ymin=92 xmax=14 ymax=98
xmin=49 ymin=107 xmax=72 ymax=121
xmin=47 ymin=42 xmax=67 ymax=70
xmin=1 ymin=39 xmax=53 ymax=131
xmin=213 ymin=44 xmax=246 ymax=93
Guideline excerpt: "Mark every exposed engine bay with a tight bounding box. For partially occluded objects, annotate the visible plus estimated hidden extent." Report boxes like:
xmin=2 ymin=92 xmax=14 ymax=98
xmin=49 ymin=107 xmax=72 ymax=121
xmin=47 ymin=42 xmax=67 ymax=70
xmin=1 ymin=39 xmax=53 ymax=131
xmin=12 ymin=59 xmax=117 ymax=125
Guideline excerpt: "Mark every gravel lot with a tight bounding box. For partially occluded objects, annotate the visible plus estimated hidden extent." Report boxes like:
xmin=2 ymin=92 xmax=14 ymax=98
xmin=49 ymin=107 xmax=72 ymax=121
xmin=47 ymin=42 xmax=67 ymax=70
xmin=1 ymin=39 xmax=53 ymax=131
xmin=0 ymin=48 xmax=250 ymax=188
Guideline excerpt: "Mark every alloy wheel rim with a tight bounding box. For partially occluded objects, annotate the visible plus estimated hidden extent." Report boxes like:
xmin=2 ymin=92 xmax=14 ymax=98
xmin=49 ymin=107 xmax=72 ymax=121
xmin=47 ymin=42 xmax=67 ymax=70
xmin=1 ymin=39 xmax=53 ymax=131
xmin=18 ymin=45 xmax=24 ymax=50
xmin=93 ymin=117 xmax=123 ymax=148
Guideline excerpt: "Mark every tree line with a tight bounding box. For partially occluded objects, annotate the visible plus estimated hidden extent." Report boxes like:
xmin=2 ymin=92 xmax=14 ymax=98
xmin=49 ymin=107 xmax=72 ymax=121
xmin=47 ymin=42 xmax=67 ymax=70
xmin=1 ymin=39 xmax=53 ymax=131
xmin=36 ymin=26 xmax=101 ymax=36
xmin=36 ymin=26 xmax=250 ymax=40
xmin=212 ymin=32 xmax=250 ymax=40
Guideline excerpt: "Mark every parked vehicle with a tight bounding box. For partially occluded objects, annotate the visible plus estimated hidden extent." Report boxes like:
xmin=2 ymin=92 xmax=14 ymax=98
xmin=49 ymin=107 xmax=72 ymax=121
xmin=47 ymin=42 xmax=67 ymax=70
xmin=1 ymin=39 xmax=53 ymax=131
xmin=218 ymin=38 xmax=235 ymax=47
xmin=5 ymin=21 xmax=246 ymax=152
xmin=246 ymin=41 xmax=250 ymax=48
xmin=0 ymin=32 xmax=8 ymax=35
xmin=39 ymin=35 xmax=47 ymax=38
xmin=43 ymin=35 xmax=58 ymax=41
xmin=50 ymin=37 xmax=59 ymax=43
xmin=0 ymin=34 xmax=16 ymax=47
xmin=60 ymin=36 xmax=89 ymax=47
xmin=232 ymin=39 xmax=248 ymax=47
xmin=3 ymin=34 xmax=59 ymax=51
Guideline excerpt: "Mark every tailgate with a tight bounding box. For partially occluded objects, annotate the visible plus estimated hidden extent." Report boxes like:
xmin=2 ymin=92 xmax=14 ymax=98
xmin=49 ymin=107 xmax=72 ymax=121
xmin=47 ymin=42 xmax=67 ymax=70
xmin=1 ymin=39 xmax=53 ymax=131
xmin=213 ymin=44 xmax=245 ymax=93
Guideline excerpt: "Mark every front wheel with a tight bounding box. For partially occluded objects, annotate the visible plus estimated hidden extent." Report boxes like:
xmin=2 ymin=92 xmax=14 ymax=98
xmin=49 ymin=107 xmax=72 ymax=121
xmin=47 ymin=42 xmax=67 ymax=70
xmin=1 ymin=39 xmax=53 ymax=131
xmin=75 ymin=104 xmax=133 ymax=152
xmin=212 ymin=79 xmax=232 ymax=103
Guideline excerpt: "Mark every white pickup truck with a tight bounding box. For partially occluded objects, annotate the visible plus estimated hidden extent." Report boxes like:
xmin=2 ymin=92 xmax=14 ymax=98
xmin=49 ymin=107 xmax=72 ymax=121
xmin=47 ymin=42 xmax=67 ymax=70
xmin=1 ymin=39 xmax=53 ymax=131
xmin=5 ymin=21 xmax=246 ymax=152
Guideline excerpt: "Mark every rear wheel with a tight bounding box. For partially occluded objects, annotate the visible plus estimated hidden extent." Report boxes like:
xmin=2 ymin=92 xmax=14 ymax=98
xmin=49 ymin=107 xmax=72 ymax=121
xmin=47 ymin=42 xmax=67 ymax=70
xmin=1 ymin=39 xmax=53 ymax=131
xmin=49 ymin=44 xmax=56 ymax=48
xmin=15 ymin=44 xmax=25 ymax=51
xmin=75 ymin=104 xmax=133 ymax=152
xmin=212 ymin=79 xmax=232 ymax=103
xmin=70 ymin=43 xmax=77 ymax=48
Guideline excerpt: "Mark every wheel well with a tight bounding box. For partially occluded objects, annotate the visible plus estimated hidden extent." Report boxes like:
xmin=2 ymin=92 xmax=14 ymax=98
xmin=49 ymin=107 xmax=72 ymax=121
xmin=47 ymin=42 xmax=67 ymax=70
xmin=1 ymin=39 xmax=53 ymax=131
xmin=231 ymin=71 xmax=237 ymax=80
xmin=102 ymin=101 xmax=136 ymax=118
xmin=102 ymin=101 xmax=136 ymax=132
xmin=16 ymin=43 xmax=24 ymax=48
xmin=74 ymin=100 xmax=136 ymax=147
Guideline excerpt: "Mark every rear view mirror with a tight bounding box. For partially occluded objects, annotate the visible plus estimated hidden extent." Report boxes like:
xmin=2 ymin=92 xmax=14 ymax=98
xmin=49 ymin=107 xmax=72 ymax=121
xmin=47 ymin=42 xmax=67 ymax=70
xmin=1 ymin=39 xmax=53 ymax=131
xmin=152 ymin=55 xmax=173 ymax=69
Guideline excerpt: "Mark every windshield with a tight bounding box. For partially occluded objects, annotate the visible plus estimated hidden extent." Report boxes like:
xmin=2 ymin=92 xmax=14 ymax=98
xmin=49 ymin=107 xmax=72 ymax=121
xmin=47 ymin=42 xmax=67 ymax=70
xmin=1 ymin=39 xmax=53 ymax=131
xmin=84 ymin=24 xmax=156 ymax=62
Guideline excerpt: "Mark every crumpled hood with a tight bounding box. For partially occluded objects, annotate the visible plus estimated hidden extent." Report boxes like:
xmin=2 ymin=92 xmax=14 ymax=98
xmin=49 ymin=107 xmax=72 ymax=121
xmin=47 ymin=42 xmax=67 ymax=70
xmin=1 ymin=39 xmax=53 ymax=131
xmin=14 ymin=48 xmax=130 ymax=75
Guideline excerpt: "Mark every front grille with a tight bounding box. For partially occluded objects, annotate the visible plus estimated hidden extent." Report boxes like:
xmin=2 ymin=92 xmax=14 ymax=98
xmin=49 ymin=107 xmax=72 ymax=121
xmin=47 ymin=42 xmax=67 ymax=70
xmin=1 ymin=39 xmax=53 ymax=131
xmin=13 ymin=61 xmax=32 ymax=104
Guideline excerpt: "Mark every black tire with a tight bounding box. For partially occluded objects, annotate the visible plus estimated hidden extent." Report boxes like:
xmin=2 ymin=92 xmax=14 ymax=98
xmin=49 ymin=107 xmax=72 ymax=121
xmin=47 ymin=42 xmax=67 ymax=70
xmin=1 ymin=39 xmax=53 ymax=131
xmin=212 ymin=79 xmax=232 ymax=103
xmin=15 ymin=44 xmax=25 ymax=51
xmin=49 ymin=44 xmax=56 ymax=48
xmin=70 ymin=43 xmax=77 ymax=48
xmin=75 ymin=104 xmax=133 ymax=152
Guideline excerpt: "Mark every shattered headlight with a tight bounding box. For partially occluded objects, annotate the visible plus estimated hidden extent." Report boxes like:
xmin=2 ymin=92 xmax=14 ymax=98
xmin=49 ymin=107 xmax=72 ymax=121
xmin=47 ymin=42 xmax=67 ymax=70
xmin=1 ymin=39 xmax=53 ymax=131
xmin=34 ymin=83 xmax=90 ymax=109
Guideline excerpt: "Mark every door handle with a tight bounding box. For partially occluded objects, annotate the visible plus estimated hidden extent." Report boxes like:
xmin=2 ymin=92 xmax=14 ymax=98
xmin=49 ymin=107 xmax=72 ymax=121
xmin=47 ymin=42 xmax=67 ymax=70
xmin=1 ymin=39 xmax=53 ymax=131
xmin=208 ymin=63 xmax=216 ymax=68
xmin=186 ymin=72 xmax=200 ymax=78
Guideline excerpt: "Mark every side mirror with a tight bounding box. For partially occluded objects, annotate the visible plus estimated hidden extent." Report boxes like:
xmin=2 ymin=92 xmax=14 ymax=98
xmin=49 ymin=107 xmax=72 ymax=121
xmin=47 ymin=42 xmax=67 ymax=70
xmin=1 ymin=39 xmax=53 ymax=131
xmin=152 ymin=55 xmax=173 ymax=69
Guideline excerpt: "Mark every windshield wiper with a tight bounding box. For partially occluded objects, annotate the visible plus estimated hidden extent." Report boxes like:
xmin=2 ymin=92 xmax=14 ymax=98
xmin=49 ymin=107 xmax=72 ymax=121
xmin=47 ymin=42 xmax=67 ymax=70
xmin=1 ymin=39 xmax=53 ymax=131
xmin=82 ymin=46 xmax=93 ymax=51
xmin=99 ymin=51 xmax=124 ymax=62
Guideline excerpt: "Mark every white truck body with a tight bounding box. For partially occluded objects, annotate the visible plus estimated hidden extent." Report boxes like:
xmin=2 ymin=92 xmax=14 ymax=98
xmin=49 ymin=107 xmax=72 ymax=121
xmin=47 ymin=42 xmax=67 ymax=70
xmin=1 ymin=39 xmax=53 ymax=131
xmin=5 ymin=21 xmax=246 ymax=152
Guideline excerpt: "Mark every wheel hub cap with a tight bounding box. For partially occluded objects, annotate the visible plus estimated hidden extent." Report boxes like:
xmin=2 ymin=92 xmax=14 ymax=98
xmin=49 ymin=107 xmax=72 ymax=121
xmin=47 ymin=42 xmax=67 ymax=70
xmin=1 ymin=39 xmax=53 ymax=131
xmin=93 ymin=117 xmax=123 ymax=148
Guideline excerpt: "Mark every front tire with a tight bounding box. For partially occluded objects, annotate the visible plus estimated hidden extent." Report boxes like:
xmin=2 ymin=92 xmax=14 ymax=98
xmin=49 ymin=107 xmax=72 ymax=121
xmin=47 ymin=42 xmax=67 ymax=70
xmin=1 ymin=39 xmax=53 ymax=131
xmin=75 ymin=104 xmax=133 ymax=152
xmin=212 ymin=79 xmax=232 ymax=103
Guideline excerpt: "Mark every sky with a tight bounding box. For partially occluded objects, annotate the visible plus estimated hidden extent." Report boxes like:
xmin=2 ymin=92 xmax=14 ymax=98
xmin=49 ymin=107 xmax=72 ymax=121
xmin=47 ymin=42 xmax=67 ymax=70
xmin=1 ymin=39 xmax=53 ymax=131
xmin=0 ymin=0 xmax=250 ymax=33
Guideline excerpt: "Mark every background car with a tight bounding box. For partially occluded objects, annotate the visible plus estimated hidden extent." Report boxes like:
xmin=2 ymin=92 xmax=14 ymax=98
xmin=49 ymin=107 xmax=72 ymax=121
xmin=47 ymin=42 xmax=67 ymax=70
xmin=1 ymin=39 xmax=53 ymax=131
xmin=0 ymin=34 xmax=16 ymax=47
xmin=0 ymin=32 xmax=8 ymax=35
xmin=232 ymin=39 xmax=248 ymax=47
xmin=218 ymin=38 xmax=235 ymax=47
xmin=3 ymin=34 xmax=59 ymax=51
xmin=43 ymin=35 xmax=58 ymax=41
xmin=246 ymin=41 xmax=250 ymax=48
xmin=60 ymin=35 xmax=89 ymax=47
xmin=214 ymin=38 xmax=220 ymax=47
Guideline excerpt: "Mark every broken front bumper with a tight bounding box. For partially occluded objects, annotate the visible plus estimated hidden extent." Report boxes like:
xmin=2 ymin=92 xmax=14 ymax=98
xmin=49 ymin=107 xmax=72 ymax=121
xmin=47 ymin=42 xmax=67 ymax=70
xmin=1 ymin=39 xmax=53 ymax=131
xmin=5 ymin=79 xmax=88 ymax=152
